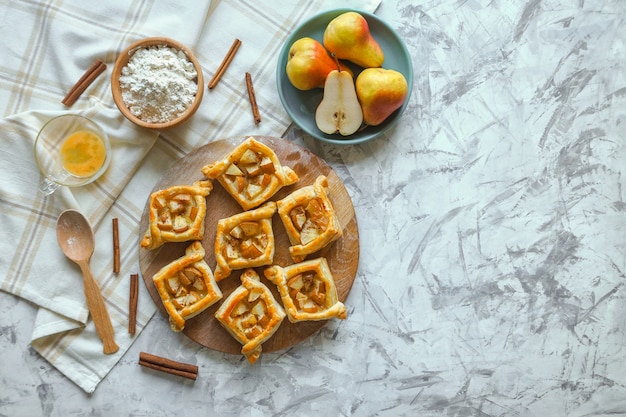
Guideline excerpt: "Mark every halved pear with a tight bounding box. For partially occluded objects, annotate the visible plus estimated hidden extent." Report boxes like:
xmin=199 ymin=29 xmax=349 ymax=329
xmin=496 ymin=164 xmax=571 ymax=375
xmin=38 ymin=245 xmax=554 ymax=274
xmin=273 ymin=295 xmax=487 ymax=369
xmin=315 ymin=70 xmax=363 ymax=136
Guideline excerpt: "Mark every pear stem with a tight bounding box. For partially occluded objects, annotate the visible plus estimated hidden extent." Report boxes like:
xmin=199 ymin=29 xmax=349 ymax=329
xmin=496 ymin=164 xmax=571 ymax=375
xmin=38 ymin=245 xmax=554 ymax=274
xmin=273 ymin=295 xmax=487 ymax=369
xmin=331 ymin=53 xmax=341 ymax=72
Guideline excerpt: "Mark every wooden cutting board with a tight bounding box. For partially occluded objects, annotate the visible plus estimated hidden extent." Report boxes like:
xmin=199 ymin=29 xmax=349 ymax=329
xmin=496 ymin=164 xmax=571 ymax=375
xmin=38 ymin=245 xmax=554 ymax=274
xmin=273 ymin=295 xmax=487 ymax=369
xmin=138 ymin=136 xmax=359 ymax=356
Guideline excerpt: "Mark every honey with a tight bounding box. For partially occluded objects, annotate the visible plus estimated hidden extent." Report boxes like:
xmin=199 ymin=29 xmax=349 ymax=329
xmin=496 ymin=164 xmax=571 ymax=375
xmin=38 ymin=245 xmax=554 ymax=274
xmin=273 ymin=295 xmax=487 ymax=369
xmin=60 ymin=130 xmax=107 ymax=177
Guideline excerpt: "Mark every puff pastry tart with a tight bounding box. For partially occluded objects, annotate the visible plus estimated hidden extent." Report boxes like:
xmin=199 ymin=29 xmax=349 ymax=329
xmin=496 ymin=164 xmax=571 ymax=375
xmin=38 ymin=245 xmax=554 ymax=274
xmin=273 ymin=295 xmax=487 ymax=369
xmin=276 ymin=175 xmax=342 ymax=263
xmin=152 ymin=241 xmax=223 ymax=332
xmin=201 ymin=137 xmax=299 ymax=210
xmin=141 ymin=180 xmax=213 ymax=250
xmin=215 ymin=269 xmax=286 ymax=364
xmin=214 ymin=202 xmax=277 ymax=281
xmin=264 ymin=257 xmax=346 ymax=323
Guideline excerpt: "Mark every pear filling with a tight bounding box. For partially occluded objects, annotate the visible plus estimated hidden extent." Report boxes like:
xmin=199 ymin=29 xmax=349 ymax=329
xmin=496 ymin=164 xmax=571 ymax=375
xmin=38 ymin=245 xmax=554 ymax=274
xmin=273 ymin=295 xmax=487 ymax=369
xmin=223 ymin=220 xmax=269 ymax=260
xmin=213 ymin=201 xmax=277 ymax=281
xmin=164 ymin=266 xmax=209 ymax=311
xmin=154 ymin=192 xmax=200 ymax=234
xmin=289 ymin=197 xmax=330 ymax=245
xmin=224 ymin=149 xmax=276 ymax=200
xmin=287 ymin=271 xmax=329 ymax=314
xmin=228 ymin=288 xmax=272 ymax=340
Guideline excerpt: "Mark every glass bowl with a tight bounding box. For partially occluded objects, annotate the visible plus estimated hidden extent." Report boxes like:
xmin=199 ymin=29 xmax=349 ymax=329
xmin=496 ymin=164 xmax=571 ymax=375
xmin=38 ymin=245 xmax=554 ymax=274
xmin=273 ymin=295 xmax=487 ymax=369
xmin=34 ymin=114 xmax=111 ymax=195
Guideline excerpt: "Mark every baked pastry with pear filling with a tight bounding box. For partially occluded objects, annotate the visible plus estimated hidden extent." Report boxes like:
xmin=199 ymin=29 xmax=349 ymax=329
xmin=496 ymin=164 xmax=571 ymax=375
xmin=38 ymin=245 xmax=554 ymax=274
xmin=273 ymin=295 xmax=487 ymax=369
xmin=152 ymin=241 xmax=222 ymax=332
xmin=214 ymin=269 xmax=286 ymax=364
xmin=214 ymin=201 xmax=277 ymax=281
xmin=201 ymin=137 xmax=299 ymax=210
xmin=276 ymin=175 xmax=342 ymax=262
xmin=141 ymin=180 xmax=213 ymax=250
xmin=264 ymin=257 xmax=346 ymax=323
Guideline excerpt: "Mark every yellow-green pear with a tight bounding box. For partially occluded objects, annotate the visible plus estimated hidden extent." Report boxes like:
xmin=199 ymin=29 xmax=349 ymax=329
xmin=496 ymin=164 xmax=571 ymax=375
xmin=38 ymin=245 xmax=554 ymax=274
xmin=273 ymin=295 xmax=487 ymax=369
xmin=286 ymin=37 xmax=352 ymax=90
xmin=323 ymin=11 xmax=384 ymax=68
xmin=356 ymin=68 xmax=408 ymax=126
xmin=315 ymin=70 xmax=363 ymax=136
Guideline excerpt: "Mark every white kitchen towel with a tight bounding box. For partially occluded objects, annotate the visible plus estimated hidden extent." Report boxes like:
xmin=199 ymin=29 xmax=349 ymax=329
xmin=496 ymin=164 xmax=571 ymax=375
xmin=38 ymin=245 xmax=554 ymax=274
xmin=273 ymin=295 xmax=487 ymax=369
xmin=0 ymin=0 xmax=380 ymax=393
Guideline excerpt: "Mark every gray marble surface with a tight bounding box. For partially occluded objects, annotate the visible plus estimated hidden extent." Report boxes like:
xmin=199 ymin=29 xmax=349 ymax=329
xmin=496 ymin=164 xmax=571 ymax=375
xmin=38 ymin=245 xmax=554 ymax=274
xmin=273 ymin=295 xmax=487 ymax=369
xmin=2 ymin=1 xmax=626 ymax=416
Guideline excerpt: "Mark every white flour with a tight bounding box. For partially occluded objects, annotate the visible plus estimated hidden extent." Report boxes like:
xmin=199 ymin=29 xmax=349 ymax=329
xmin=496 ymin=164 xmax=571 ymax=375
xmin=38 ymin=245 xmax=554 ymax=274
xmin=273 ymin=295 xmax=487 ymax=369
xmin=119 ymin=45 xmax=198 ymax=124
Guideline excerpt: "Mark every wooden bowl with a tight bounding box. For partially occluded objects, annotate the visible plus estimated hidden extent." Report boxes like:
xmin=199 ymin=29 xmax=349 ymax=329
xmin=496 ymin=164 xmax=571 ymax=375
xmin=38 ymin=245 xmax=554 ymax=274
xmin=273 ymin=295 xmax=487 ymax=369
xmin=111 ymin=37 xmax=204 ymax=130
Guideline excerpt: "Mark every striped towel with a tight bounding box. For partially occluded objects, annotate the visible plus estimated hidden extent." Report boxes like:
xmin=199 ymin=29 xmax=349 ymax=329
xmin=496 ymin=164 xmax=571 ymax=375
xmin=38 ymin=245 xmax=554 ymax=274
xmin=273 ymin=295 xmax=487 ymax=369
xmin=0 ymin=0 xmax=380 ymax=393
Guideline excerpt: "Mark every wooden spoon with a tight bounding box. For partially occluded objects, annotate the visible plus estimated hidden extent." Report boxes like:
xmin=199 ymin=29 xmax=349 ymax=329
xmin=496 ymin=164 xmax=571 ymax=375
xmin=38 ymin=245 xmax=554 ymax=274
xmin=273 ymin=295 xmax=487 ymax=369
xmin=56 ymin=209 xmax=119 ymax=354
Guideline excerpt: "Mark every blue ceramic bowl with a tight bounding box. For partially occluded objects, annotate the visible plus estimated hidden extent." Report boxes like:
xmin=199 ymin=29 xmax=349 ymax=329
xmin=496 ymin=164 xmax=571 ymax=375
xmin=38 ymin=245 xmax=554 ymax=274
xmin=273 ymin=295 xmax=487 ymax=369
xmin=276 ymin=9 xmax=413 ymax=145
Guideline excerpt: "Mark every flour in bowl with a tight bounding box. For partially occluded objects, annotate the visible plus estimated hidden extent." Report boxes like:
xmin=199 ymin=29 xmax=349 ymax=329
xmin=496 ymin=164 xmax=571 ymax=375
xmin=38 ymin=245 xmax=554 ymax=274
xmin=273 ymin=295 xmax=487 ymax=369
xmin=119 ymin=45 xmax=198 ymax=124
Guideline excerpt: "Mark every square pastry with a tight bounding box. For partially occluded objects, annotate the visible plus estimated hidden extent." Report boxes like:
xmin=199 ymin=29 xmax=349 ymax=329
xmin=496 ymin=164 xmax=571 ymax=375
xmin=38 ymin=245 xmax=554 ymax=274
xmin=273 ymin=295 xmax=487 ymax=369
xmin=276 ymin=175 xmax=342 ymax=263
xmin=201 ymin=137 xmax=299 ymax=210
xmin=264 ymin=257 xmax=347 ymax=323
xmin=141 ymin=180 xmax=213 ymax=250
xmin=152 ymin=241 xmax=222 ymax=332
xmin=214 ymin=202 xmax=277 ymax=281
xmin=215 ymin=269 xmax=286 ymax=364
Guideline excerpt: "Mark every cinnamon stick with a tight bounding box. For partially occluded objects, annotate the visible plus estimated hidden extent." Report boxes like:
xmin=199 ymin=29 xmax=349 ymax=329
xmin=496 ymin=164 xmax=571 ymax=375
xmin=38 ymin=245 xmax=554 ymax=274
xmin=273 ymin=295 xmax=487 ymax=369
xmin=128 ymin=273 xmax=138 ymax=334
xmin=62 ymin=59 xmax=107 ymax=106
xmin=139 ymin=352 xmax=198 ymax=380
xmin=112 ymin=218 xmax=120 ymax=273
xmin=208 ymin=38 xmax=242 ymax=89
xmin=245 ymin=72 xmax=261 ymax=124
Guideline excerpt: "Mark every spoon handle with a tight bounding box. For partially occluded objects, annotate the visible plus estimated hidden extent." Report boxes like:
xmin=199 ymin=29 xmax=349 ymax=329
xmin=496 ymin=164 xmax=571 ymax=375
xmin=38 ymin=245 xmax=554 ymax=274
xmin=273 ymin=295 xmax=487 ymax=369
xmin=78 ymin=261 xmax=119 ymax=354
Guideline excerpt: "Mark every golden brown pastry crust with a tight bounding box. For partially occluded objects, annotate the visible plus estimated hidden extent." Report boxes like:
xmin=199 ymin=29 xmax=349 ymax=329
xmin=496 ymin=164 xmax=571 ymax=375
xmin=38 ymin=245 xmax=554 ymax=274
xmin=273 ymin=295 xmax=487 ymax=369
xmin=276 ymin=175 xmax=342 ymax=262
xmin=214 ymin=202 xmax=277 ymax=281
xmin=214 ymin=269 xmax=286 ymax=364
xmin=264 ymin=257 xmax=346 ymax=323
xmin=152 ymin=241 xmax=223 ymax=332
xmin=141 ymin=180 xmax=213 ymax=250
xmin=201 ymin=137 xmax=299 ymax=210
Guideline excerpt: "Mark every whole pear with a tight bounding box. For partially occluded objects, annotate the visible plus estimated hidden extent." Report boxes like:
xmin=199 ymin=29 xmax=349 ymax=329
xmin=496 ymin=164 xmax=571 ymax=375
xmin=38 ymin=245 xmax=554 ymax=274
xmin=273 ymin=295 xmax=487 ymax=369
xmin=356 ymin=68 xmax=408 ymax=126
xmin=286 ymin=37 xmax=352 ymax=90
xmin=315 ymin=70 xmax=363 ymax=136
xmin=323 ymin=12 xmax=384 ymax=68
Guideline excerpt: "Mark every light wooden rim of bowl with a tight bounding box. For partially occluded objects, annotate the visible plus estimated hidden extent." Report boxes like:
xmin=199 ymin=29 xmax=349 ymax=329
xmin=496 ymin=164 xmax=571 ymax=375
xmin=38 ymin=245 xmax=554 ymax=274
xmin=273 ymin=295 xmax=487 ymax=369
xmin=111 ymin=37 xmax=204 ymax=130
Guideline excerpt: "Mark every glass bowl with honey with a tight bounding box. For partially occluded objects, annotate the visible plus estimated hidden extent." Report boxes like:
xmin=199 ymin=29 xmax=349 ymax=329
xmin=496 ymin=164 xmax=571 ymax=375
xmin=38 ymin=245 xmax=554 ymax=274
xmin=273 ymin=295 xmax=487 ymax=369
xmin=34 ymin=114 xmax=110 ymax=195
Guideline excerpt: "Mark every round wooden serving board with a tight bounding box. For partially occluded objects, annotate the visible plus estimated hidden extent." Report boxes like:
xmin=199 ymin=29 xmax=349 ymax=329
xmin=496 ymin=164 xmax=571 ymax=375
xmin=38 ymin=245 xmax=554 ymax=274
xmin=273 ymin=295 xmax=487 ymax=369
xmin=138 ymin=136 xmax=359 ymax=355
